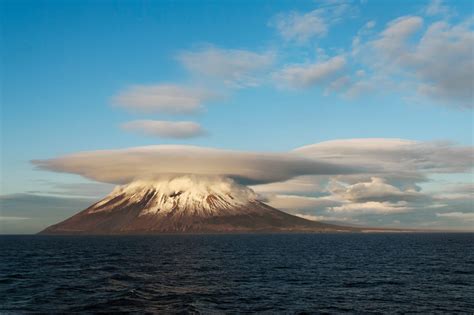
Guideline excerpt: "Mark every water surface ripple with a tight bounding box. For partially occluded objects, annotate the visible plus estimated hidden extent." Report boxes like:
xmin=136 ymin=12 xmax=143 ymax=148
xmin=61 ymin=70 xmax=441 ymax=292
xmin=1 ymin=233 xmax=473 ymax=313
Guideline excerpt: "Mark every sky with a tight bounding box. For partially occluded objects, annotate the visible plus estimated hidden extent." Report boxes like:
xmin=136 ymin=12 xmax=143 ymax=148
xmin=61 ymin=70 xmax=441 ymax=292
xmin=1 ymin=0 xmax=473 ymax=233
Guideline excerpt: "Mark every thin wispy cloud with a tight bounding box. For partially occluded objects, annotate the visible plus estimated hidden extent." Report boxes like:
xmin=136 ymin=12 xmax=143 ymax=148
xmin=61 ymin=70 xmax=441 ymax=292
xmin=269 ymin=0 xmax=357 ymax=43
xmin=436 ymin=212 xmax=474 ymax=221
xmin=121 ymin=120 xmax=207 ymax=139
xmin=424 ymin=0 xmax=455 ymax=17
xmin=178 ymin=47 xmax=275 ymax=87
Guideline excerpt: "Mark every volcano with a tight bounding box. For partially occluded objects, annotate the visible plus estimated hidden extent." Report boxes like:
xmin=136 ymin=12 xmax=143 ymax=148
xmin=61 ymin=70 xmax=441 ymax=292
xmin=40 ymin=176 xmax=356 ymax=234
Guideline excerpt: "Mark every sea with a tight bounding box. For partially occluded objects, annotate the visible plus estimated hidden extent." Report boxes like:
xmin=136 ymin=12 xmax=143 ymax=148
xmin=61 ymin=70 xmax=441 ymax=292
xmin=1 ymin=233 xmax=473 ymax=313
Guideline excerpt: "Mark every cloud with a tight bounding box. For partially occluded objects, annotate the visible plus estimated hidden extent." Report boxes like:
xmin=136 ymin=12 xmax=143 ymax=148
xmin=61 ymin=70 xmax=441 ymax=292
xmin=262 ymin=177 xmax=432 ymax=215
xmin=251 ymin=175 xmax=326 ymax=194
xmin=294 ymin=138 xmax=473 ymax=175
xmin=424 ymin=0 xmax=454 ymax=17
xmin=293 ymin=213 xmax=356 ymax=224
xmin=121 ymin=120 xmax=206 ymax=139
xmin=327 ymin=177 xmax=429 ymax=203
xmin=264 ymin=194 xmax=339 ymax=211
xmin=27 ymin=182 xmax=115 ymax=198
xmin=355 ymin=16 xmax=474 ymax=108
xmin=269 ymin=1 xmax=356 ymax=43
xmin=0 ymin=194 xmax=94 ymax=234
xmin=251 ymin=139 xmax=472 ymax=218
xmin=424 ymin=182 xmax=474 ymax=201
xmin=330 ymin=201 xmax=413 ymax=214
xmin=32 ymin=145 xmax=358 ymax=186
xmin=274 ymin=55 xmax=346 ymax=88
xmin=271 ymin=9 xmax=328 ymax=42
xmin=30 ymin=138 xmax=473 ymax=227
xmin=113 ymin=84 xmax=216 ymax=114
xmin=372 ymin=16 xmax=423 ymax=60
xmin=0 ymin=216 xmax=30 ymax=221
xmin=436 ymin=212 xmax=474 ymax=221
xmin=178 ymin=47 xmax=275 ymax=87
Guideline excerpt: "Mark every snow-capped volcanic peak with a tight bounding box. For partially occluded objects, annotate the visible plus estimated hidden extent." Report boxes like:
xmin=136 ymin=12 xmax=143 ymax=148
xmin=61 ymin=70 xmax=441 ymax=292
xmin=89 ymin=175 xmax=259 ymax=217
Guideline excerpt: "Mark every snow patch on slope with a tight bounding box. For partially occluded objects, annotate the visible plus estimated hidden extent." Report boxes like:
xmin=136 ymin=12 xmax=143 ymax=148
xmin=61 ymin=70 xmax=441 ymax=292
xmin=89 ymin=175 xmax=258 ymax=217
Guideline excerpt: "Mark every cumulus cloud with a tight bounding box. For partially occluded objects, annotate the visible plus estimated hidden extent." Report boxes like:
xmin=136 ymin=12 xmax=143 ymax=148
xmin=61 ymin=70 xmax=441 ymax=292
xmin=261 ymin=177 xmax=433 ymax=215
xmin=274 ymin=56 xmax=346 ymax=88
xmin=32 ymin=145 xmax=357 ymax=186
xmin=247 ymin=139 xmax=472 ymax=218
xmin=113 ymin=84 xmax=216 ymax=114
xmin=121 ymin=120 xmax=206 ymax=139
xmin=327 ymin=177 xmax=429 ymax=203
xmin=178 ymin=47 xmax=275 ymax=87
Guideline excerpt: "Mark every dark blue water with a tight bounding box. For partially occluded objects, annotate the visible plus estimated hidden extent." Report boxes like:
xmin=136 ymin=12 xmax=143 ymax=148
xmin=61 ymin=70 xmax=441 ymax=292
xmin=1 ymin=234 xmax=473 ymax=313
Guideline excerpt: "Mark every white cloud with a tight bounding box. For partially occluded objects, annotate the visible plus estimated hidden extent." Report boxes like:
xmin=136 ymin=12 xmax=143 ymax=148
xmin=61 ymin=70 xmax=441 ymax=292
xmin=113 ymin=84 xmax=216 ymax=114
xmin=372 ymin=16 xmax=423 ymax=60
xmin=274 ymin=55 xmax=346 ymax=88
xmin=32 ymin=145 xmax=356 ymax=186
xmin=178 ymin=47 xmax=275 ymax=87
xmin=424 ymin=0 xmax=454 ymax=17
xmin=121 ymin=120 xmax=206 ymax=139
xmin=271 ymin=9 xmax=328 ymax=42
xmin=328 ymin=177 xmax=428 ymax=203
xmin=330 ymin=201 xmax=413 ymax=214
xmin=293 ymin=213 xmax=356 ymax=223
xmin=436 ymin=212 xmax=474 ymax=221
xmin=358 ymin=16 xmax=474 ymax=108
xmin=270 ymin=1 xmax=356 ymax=43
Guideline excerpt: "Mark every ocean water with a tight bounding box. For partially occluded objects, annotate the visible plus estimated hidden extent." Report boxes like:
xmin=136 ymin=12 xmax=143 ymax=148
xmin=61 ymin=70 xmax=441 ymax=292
xmin=1 ymin=233 xmax=473 ymax=313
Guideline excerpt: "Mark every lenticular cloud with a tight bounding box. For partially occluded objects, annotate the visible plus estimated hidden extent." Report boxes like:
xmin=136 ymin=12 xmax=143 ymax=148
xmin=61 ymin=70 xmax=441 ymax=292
xmin=32 ymin=139 xmax=472 ymax=187
xmin=32 ymin=145 xmax=358 ymax=185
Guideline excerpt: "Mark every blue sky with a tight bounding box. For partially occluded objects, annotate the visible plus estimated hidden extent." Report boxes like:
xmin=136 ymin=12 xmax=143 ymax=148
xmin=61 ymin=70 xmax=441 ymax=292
xmin=1 ymin=0 xmax=473 ymax=233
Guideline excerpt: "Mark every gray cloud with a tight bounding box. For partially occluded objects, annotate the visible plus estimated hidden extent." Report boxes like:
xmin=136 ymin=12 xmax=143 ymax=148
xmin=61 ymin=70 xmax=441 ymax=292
xmin=113 ymin=84 xmax=216 ymax=114
xmin=121 ymin=120 xmax=206 ymax=139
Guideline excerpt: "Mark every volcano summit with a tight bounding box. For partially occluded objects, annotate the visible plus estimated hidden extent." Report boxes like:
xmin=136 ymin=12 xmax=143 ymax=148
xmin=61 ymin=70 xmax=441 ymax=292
xmin=40 ymin=176 xmax=354 ymax=234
